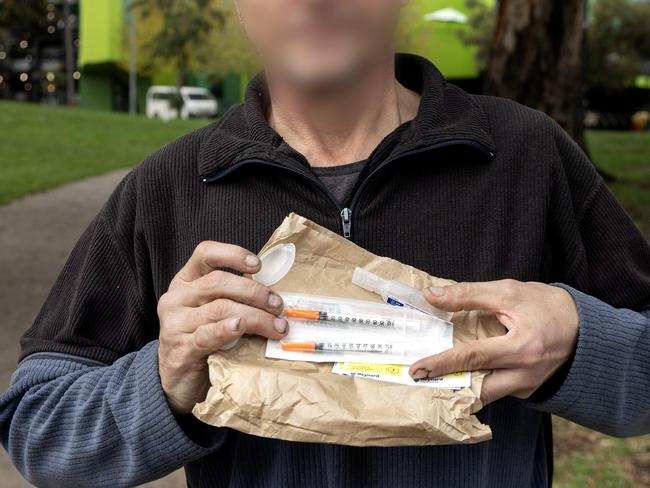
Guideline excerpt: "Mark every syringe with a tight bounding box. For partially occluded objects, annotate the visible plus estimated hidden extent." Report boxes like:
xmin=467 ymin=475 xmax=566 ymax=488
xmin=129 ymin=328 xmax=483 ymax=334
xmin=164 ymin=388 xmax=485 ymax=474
xmin=284 ymin=307 xmax=401 ymax=329
xmin=280 ymin=341 xmax=399 ymax=354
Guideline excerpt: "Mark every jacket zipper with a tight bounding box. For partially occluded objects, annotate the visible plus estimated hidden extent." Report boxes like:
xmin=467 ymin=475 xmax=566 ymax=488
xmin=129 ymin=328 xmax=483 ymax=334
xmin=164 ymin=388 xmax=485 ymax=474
xmin=203 ymin=139 xmax=494 ymax=239
xmin=340 ymin=208 xmax=352 ymax=238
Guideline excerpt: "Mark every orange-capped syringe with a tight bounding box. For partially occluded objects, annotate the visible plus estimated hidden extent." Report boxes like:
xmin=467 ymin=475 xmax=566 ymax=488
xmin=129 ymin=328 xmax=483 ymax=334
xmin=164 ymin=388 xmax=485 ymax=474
xmin=280 ymin=341 xmax=397 ymax=354
xmin=284 ymin=308 xmax=396 ymax=328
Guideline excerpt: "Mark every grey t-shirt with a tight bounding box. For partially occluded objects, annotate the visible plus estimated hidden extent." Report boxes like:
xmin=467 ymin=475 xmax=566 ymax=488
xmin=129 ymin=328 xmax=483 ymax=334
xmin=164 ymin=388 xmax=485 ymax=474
xmin=311 ymin=159 xmax=367 ymax=207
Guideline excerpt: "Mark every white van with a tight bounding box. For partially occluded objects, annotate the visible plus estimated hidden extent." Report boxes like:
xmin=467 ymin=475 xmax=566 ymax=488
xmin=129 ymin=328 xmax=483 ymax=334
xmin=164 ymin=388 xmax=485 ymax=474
xmin=145 ymin=86 xmax=218 ymax=120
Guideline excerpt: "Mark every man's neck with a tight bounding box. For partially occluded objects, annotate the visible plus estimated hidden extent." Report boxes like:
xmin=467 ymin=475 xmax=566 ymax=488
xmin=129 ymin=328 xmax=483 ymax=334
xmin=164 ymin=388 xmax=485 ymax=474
xmin=266 ymin=56 xmax=421 ymax=168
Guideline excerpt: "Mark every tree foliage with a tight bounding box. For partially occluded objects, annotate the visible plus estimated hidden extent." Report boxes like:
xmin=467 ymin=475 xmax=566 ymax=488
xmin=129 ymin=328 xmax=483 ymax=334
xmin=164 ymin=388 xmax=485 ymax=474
xmin=197 ymin=2 xmax=258 ymax=79
xmin=0 ymin=0 xmax=49 ymax=31
xmin=134 ymin=0 xmax=258 ymax=83
xmin=464 ymin=0 xmax=650 ymax=93
xmin=457 ymin=0 xmax=495 ymax=72
xmin=0 ymin=0 xmax=49 ymax=47
xmin=134 ymin=0 xmax=224 ymax=85
xmin=588 ymin=0 xmax=650 ymax=91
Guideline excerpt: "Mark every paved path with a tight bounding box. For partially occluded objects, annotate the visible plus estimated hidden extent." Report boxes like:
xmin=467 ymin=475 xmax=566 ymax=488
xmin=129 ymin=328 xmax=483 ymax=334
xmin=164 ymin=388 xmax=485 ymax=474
xmin=0 ymin=170 xmax=184 ymax=487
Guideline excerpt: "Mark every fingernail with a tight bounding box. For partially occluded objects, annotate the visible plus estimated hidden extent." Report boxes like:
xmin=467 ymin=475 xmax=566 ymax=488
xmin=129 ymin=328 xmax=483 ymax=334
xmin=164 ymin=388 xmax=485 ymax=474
xmin=267 ymin=293 xmax=283 ymax=309
xmin=412 ymin=369 xmax=429 ymax=380
xmin=273 ymin=318 xmax=288 ymax=334
xmin=245 ymin=255 xmax=260 ymax=268
xmin=427 ymin=286 xmax=446 ymax=297
xmin=229 ymin=317 xmax=242 ymax=332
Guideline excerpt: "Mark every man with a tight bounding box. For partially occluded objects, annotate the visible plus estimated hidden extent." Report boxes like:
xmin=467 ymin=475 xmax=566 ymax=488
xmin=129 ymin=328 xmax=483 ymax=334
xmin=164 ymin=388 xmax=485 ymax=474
xmin=1 ymin=0 xmax=649 ymax=487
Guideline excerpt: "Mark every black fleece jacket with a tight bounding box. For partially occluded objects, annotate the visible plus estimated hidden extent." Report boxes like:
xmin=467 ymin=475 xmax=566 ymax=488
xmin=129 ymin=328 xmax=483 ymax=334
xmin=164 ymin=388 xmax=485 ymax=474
xmin=16 ymin=54 xmax=650 ymax=487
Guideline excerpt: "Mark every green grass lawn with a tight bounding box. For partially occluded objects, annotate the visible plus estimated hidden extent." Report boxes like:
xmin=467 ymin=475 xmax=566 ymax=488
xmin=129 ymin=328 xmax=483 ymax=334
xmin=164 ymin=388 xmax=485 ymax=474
xmin=1 ymin=102 xmax=648 ymax=223
xmin=1 ymin=102 xmax=649 ymax=220
xmin=554 ymin=418 xmax=650 ymax=488
xmin=0 ymin=102 xmax=649 ymax=485
xmin=587 ymin=131 xmax=650 ymax=236
xmin=0 ymin=101 xmax=206 ymax=205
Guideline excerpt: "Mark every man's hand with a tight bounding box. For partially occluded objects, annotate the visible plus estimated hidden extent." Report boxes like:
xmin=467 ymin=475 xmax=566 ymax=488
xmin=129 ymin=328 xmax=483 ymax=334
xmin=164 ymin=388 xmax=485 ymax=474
xmin=157 ymin=241 xmax=289 ymax=415
xmin=409 ymin=280 xmax=580 ymax=405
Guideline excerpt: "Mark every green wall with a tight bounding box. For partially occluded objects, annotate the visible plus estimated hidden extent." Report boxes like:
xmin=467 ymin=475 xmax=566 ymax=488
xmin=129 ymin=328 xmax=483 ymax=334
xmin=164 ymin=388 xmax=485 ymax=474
xmin=406 ymin=0 xmax=492 ymax=79
xmin=79 ymin=73 xmax=113 ymax=111
xmin=223 ymin=74 xmax=243 ymax=107
xmin=78 ymin=0 xmax=123 ymax=66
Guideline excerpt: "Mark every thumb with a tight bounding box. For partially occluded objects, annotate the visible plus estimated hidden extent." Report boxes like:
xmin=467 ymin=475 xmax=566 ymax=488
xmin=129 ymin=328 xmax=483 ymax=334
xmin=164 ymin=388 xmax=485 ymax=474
xmin=480 ymin=368 xmax=530 ymax=406
xmin=424 ymin=281 xmax=515 ymax=313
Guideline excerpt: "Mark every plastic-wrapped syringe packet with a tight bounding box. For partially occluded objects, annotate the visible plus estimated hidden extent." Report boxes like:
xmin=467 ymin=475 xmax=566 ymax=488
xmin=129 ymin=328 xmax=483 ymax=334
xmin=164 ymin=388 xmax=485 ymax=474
xmin=265 ymin=293 xmax=454 ymax=365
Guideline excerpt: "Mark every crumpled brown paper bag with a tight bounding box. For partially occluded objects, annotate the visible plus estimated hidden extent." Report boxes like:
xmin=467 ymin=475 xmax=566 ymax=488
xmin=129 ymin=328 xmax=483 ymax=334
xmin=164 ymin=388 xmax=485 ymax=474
xmin=193 ymin=214 xmax=506 ymax=446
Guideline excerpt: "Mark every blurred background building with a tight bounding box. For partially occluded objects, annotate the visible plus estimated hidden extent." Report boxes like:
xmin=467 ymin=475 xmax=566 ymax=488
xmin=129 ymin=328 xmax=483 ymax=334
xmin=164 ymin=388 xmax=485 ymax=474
xmin=0 ymin=0 xmax=496 ymax=114
xmin=0 ymin=0 xmax=241 ymax=111
xmin=0 ymin=0 xmax=79 ymax=104
xmin=75 ymin=0 xmax=244 ymax=113
xmin=0 ymin=0 xmax=648 ymax=124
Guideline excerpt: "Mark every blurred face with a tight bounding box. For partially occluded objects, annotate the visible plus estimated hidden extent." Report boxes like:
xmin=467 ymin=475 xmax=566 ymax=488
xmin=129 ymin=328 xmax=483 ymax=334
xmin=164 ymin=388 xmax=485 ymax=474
xmin=235 ymin=0 xmax=406 ymax=90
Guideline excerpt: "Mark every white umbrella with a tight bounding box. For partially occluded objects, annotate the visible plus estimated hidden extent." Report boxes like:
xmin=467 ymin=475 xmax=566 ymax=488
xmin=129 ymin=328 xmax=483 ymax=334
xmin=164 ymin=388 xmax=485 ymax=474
xmin=423 ymin=7 xmax=469 ymax=24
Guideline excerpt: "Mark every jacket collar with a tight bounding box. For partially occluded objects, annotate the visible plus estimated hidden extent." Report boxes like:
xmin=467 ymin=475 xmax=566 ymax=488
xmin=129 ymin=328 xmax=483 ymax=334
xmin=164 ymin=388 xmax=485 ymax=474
xmin=197 ymin=54 xmax=496 ymax=178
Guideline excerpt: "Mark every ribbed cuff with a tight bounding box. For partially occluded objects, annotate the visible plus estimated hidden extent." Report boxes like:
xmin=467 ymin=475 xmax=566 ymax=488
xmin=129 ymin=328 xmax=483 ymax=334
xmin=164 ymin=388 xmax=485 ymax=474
xmin=529 ymin=284 xmax=631 ymax=416
xmin=132 ymin=341 xmax=226 ymax=463
xmin=526 ymin=284 xmax=578 ymax=404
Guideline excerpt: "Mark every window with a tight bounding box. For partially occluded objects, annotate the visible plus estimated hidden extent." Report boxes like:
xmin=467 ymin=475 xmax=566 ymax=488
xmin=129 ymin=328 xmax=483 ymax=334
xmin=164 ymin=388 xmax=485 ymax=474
xmin=187 ymin=93 xmax=212 ymax=100
xmin=152 ymin=92 xmax=176 ymax=100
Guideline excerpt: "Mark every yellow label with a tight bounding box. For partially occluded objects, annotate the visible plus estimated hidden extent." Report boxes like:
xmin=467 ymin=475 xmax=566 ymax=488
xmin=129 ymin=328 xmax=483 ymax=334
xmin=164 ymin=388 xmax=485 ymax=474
xmin=439 ymin=372 xmax=467 ymax=378
xmin=342 ymin=363 xmax=405 ymax=377
xmin=342 ymin=363 xmax=467 ymax=380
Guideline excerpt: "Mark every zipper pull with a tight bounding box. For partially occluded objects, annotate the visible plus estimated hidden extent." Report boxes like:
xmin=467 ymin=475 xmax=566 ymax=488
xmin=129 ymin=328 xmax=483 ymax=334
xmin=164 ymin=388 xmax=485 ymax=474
xmin=340 ymin=208 xmax=352 ymax=239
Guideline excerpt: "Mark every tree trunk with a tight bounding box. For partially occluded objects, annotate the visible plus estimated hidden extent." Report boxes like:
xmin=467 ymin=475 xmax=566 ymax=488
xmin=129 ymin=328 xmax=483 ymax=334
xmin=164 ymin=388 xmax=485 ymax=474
xmin=484 ymin=0 xmax=587 ymax=150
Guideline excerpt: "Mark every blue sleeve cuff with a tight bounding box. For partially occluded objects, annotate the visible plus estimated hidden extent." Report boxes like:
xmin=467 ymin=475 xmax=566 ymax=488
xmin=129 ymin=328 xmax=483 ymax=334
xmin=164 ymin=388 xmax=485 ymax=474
xmin=526 ymin=284 xmax=585 ymax=410
xmin=133 ymin=341 xmax=227 ymax=458
xmin=529 ymin=284 xmax=650 ymax=436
